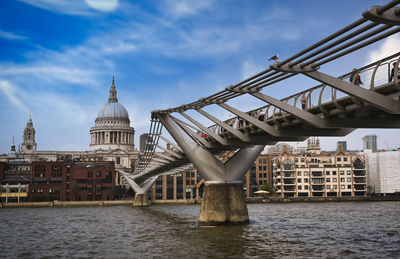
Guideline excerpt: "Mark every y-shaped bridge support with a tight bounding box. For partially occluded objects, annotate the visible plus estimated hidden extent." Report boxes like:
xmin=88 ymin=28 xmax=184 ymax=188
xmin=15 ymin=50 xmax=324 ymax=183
xmin=121 ymin=172 xmax=158 ymax=207
xmin=157 ymin=114 xmax=265 ymax=225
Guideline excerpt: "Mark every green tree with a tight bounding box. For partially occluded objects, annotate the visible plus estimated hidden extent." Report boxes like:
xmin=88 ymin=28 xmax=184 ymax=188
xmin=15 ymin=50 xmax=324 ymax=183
xmin=261 ymin=183 xmax=275 ymax=195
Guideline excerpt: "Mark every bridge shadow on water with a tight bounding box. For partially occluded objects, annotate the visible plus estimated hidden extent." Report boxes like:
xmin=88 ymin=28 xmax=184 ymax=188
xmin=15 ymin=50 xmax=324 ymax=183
xmin=135 ymin=204 xmax=285 ymax=258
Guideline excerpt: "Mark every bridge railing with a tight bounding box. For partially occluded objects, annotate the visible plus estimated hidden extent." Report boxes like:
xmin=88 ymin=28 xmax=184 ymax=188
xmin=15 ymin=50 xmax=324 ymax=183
xmin=202 ymin=52 xmax=400 ymax=137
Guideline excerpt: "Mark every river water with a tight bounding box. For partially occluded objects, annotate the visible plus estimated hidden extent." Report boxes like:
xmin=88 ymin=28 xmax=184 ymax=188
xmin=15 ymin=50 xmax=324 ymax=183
xmin=1 ymin=202 xmax=399 ymax=258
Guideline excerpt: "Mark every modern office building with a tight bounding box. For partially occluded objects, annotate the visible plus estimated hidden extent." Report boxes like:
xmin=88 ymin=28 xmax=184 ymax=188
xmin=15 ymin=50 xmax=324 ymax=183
xmin=362 ymin=135 xmax=377 ymax=151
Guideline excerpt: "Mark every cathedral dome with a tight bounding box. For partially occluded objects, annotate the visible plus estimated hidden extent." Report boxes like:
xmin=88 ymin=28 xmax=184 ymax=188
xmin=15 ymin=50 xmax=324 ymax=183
xmin=95 ymin=77 xmax=130 ymax=123
xmin=96 ymin=102 xmax=129 ymax=121
xmin=90 ymin=77 xmax=135 ymax=152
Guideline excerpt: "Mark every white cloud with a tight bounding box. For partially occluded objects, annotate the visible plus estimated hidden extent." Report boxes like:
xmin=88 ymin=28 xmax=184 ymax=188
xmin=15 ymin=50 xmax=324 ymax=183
xmin=164 ymin=0 xmax=213 ymax=18
xmin=0 ymin=79 xmax=29 ymax=112
xmin=18 ymin=0 xmax=94 ymax=15
xmin=0 ymin=30 xmax=27 ymax=40
xmin=0 ymin=65 xmax=100 ymax=87
xmin=367 ymin=34 xmax=400 ymax=64
xmin=85 ymin=0 xmax=119 ymax=12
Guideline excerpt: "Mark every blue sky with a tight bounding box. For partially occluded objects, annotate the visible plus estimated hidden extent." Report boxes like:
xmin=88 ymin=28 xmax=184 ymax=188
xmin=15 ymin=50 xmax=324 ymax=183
xmin=0 ymin=0 xmax=399 ymax=154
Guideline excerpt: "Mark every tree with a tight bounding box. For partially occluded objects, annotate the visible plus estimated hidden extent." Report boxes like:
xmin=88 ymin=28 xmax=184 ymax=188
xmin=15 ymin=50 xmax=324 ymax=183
xmin=261 ymin=183 xmax=275 ymax=195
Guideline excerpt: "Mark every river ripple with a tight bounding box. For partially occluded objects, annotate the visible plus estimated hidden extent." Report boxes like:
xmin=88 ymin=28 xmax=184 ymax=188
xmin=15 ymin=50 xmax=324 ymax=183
xmin=1 ymin=202 xmax=399 ymax=258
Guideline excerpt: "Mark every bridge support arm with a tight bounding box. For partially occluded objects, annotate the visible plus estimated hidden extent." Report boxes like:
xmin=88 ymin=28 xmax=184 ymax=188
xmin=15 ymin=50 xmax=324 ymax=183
xmin=304 ymin=70 xmax=400 ymax=114
xmin=157 ymin=113 xmax=226 ymax=182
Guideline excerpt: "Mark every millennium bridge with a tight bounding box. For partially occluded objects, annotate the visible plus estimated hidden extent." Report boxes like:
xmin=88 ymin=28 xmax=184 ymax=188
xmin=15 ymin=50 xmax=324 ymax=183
xmin=122 ymin=0 xmax=400 ymax=225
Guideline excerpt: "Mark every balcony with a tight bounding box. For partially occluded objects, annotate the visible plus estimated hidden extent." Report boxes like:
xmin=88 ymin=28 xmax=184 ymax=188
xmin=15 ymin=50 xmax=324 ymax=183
xmin=312 ymin=186 xmax=325 ymax=191
xmin=283 ymin=186 xmax=296 ymax=192
xmin=283 ymin=173 xmax=295 ymax=178
xmin=312 ymin=179 xmax=324 ymax=185
xmin=354 ymin=171 xmax=366 ymax=177
xmin=354 ymin=178 xmax=366 ymax=183
xmin=311 ymin=172 xmax=323 ymax=177
xmin=283 ymin=179 xmax=295 ymax=185
xmin=354 ymin=184 xmax=366 ymax=190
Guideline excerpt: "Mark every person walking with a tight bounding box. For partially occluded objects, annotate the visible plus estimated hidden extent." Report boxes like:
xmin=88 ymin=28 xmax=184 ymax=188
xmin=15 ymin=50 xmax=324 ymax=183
xmin=349 ymin=68 xmax=362 ymax=85
xmin=389 ymin=62 xmax=400 ymax=82
xmin=301 ymin=95 xmax=307 ymax=110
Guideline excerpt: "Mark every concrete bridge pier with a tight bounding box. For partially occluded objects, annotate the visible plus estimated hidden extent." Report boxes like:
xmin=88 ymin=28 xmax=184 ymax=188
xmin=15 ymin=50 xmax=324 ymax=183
xmin=120 ymin=172 xmax=158 ymax=207
xmin=199 ymin=183 xmax=248 ymax=226
xmin=157 ymin=114 xmax=265 ymax=225
xmin=133 ymin=193 xmax=151 ymax=207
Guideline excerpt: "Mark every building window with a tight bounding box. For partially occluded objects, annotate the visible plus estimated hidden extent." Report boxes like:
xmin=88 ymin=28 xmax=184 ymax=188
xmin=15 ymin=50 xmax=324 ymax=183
xmin=297 ymin=179 xmax=302 ymax=183
xmin=87 ymin=171 xmax=93 ymax=178
xmin=333 ymin=185 xmax=337 ymax=189
xmin=283 ymin=159 xmax=294 ymax=170
xmin=96 ymin=171 xmax=102 ymax=178
xmin=259 ymin=173 xmax=262 ymax=178
xmin=341 ymin=178 xmax=345 ymax=182
xmin=341 ymin=185 xmax=345 ymax=189
xmin=348 ymin=185 xmax=352 ymax=189
xmin=259 ymin=166 xmax=262 ymax=171
xmin=297 ymin=172 xmax=301 ymax=176
xmin=116 ymin=157 xmax=121 ymax=164
xmin=340 ymin=171 xmax=344 ymax=175
xmin=259 ymin=180 xmax=262 ymax=185
xmin=263 ymin=159 xmax=266 ymax=163
xmin=326 ymin=171 xmax=330 ymax=175
xmin=295 ymin=158 xmax=298 ymax=162
xmin=326 ymin=178 xmax=330 ymax=182
xmin=259 ymin=159 xmax=262 ymax=163
xmin=304 ymin=179 xmax=309 ymax=183
xmin=301 ymin=158 xmax=305 ymax=162
xmin=263 ymin=166 xmax=266 ymax=171
xmin=327 ymin=185 xmax=331 ymax=189
xmin=347 ymin=171 xmax=351 ymax=175
xmin=304 ymin=172 xmax=308 ymax=176
xmin=263 ymin=173 xmax=267 ymax=178
xmin=333 ymin=178 xmax=337 ymax=182
xmin=298 ymin=186 xmax=302 ymax=190
xmin=304 ymin=186 xmax=309 ymax=190
xmin=333 ymin=171 xmax=337 ymax=176
xmin=337 ymin=157 xmax=341 ymax=161
xmin=347 ymin=178 xmax=351 ymax=182
xmin=344 ymin=157 xmax=348 ymax=162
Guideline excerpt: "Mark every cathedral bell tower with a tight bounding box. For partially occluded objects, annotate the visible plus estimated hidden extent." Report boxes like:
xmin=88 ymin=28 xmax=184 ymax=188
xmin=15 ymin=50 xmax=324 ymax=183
xmin=21 ymin=114 xmax=37 ymax=153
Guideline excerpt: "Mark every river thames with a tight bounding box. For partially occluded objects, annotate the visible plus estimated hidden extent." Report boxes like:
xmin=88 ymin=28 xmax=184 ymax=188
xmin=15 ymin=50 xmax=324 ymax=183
xmin=1 ymin=202 xmax=399 ymax=258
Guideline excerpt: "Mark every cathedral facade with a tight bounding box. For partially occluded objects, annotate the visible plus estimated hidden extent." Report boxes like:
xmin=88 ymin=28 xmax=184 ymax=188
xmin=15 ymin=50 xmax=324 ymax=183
xmin=1 ymin=78 xmax=140 ymax=183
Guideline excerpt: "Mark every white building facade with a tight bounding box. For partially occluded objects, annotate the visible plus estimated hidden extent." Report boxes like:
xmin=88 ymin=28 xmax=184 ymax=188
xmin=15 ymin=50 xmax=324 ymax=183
xmin=364 ymin=150 xmax=400 ymax=194
xmin=272 ymin=146 xmax=367 ymax=198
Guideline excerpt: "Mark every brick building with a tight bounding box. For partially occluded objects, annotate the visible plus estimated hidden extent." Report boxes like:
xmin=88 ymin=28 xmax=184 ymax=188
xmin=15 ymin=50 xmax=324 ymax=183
xmin=71 ymin=161 xmax=115 ymax=201
xmin=29 ymin=160 xmax=116 ymax=202
xmin=30 ymin=161 xmax=67 ymax=202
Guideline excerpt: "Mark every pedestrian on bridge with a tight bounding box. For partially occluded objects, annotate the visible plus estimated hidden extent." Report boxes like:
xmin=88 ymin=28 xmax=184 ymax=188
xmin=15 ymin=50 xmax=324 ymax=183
xmin=301 ymin=95 xmax=307 ymax=110
xmin=389 ymin=62 xmax=400 ymax=82
xmin=350 ymin=68 xmax=363 ymax=86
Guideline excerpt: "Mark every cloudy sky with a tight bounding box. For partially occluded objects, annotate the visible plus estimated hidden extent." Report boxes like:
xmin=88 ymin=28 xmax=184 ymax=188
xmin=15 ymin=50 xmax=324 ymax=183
xmin=0 ymin=0 xmax=399 ymax=154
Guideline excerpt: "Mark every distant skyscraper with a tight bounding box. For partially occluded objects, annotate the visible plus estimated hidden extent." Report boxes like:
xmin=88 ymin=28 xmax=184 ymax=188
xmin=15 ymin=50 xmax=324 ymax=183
xmin=337 ymin=141 xmax=347 ymax=151
xmin=140 ymin=133 xmax=153 ymax=152
xmin=362 ymin=135 xmax=377 ymax=151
